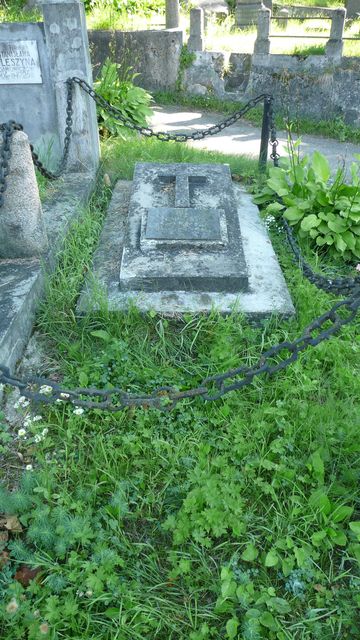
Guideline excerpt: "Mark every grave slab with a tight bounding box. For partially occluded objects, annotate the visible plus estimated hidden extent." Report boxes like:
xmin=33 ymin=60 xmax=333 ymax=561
xmin=78 ymin=178 xmax=295 ymax=319
xmin=119 ymin=163 xmax=249 ymax=293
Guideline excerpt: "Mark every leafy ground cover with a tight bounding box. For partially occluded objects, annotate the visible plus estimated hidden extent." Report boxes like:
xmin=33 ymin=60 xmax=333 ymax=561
xmin=0 ymin=135 xmax=360 ymax=640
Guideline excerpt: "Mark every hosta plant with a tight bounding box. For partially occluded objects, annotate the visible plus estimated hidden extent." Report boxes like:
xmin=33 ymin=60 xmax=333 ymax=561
xmin=254 ymin=145 xmax=360 ymax=260
xmin=94 ymin=58 xmax=153 ymax=137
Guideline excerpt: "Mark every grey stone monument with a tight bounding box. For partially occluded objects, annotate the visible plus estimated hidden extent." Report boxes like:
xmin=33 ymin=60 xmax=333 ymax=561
xmin=346 ymin=0 xmax=360 ymax=19
xmin=119 ymin=163 xmax=249 ymax=293
xmin=78 ymin=163 xmax=294 ymax=318
xmin=0 ymin=131 xmax=48 ymax=259
xmin=0 ymin=0 xmax=99 ymax=172
xmin=188 ymin=8 xmax=205 ymax=52
xmin=326 ymin=8 xmax=346 ymax=60
xmin=235 ymin=0 xmax=272 ymax=28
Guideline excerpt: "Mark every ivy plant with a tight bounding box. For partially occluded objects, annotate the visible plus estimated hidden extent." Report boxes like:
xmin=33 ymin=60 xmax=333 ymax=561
xmin=254 ymin=144 xmax=360 ymax=261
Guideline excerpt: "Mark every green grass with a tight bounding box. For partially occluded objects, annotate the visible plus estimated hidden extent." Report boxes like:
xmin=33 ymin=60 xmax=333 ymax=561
xmin=0 ymin=134 xmax=359 ymax=640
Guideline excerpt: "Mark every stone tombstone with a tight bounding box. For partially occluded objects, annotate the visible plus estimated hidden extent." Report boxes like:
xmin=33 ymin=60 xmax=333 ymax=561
xmin=0 ymin=0 xmax=99 ymax=172
xmin=0 ymin=131 xmax=48 ymax=259
xmin=346 ymin=0 xmax=360 ymax=19
xmin=119 ymin=163 xmax=249 ymax=293
xmin=235 ymin=0 xmax=272 ymax=28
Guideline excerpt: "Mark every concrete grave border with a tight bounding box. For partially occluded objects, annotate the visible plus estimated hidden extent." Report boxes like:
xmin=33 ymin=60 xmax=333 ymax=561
xmin=78 ymin=180 xmax=295 ymax=319
xmin=0 ymin=171 xmax=96 ymax=373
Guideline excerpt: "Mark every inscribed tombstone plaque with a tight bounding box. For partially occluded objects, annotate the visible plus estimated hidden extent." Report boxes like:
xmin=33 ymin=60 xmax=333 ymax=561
xmin=119 ymin=163 xmax=249 ymax=293
xmin=0 ymin=41 xmax=42 ymax=84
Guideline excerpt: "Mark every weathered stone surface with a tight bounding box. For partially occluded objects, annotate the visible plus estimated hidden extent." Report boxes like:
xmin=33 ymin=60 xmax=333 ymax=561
xmin=78 ymin=180 xmax=294 ymax=318
xmin=0 ymin=131 xmax=48 ymax=259
xmin=183 ymin=51 xmax=225 ymax=97
xmin=119 ymin=163 xmax=249 ymax=293
xmin=42 ymin=0 xmax=99 ymax=172
xmin=188 ymin=8 xmax=205 ymax=53
xmin=0 ymin=170 xmax=96 ymax=373
xmin=0 ymin=40 xmax=42 ymax=85
xmin=0 ymin=22 xmax=60 ymax=161
xmin=89 ymin=29 xmax=183 ymax=92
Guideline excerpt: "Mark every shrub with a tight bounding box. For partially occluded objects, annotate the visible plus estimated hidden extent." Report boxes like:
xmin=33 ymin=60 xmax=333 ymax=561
xmin=94 ymin=58 xmax=153 ymax=137
xmin=255 ymin=144 xmax=360 ymax=261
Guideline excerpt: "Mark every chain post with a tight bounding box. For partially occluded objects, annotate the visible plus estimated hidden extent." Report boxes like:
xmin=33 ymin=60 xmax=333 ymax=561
xmin=259 ymin=95 xmax=271 ymax=172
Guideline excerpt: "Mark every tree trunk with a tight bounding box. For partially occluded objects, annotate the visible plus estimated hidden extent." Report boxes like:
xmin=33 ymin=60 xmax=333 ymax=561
xmin=166 ymin=0 xmax=180 ymax=28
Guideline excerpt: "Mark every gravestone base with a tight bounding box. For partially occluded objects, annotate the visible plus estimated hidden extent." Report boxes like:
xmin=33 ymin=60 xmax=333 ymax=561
xmin=78 ymin=179 xmax=295 ymax=319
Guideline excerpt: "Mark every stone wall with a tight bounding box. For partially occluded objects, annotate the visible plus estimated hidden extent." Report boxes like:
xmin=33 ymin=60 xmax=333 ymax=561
xmin=182 ymin=51 xmax=360 ymax=127
xmin=88 ymin=28 xmax=183 ymax=91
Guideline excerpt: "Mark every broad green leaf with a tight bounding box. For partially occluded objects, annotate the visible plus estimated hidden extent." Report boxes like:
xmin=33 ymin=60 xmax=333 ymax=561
xmin=301 ymin=214 xmax=320 ymax=232
xmin=342 ymin=231 xmax=356 ymax=250
xmin=90 ymin=330 xmax=111 ymax=342
xmin=266 ymin=202 xmax=285 ymax=213
xmin=294 ymin=546 xmax=309 ymax=568
xmin=312 ymin=151 xmax=330 ymax=182
xmin=328 ymin=218 xmax=348 ymax=233
xmin=78 ymin=371 xmax=88 ymax=386
xmin=330 ymin=529 xmax=347 ymax=546
xmin=311 ymin=530 xmax=327 ymax=546
xmin=105 ymin=608 xmax=119 ymax=619
xmin=350 ymin=522 xmax=360 ymax=540
xmin=331 ymin=505 xmax=354 ymax=523
xmin=241 ymin=543 xmax=258 ymax=562
xmin=267 ymin=597 xmax=291 ymax=614
xmin=309 ymin=449 xmax=324 ymax=483
xmin=284 ymin=206 xmax=304 ymax=223
xmin=309 ymin=489 xmax=331 ymax=515
xmin=260 ymin=611 xmax=277 ymax=630
xmin=264 ymin=549 xmax=279 ymax=567
xmin=335 ymin=234 xmax=347 ymax=253
xmin=226 ymin=618 xmax=239 ymax=639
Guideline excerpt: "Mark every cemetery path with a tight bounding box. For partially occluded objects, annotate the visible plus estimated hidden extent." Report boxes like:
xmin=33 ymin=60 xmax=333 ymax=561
xmin=151 ymin=105 xmax=360 ymax=174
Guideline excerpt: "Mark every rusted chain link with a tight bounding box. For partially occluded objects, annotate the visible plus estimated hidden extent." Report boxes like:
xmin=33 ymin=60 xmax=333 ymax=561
xmin=1 ymin=79 xmax=358 ymax=410
xmin=282 ymin=217 xmax=359 ymax=295
xmin=0 ymin=286 xmax=358 ymax=410
xmin=72 ymin=76 xmax=272 ymax=144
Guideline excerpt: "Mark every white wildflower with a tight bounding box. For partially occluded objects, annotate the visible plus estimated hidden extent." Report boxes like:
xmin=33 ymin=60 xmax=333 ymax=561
xmin=34 ymin=434 xmax=42 ymax=443
xmin=32 ymin=415 xmax=42 ymax=422
xmin=39 ymin=385 xmax=53 ymax=395
xmin=24 ymin=418 xmax=32 ymax=428
xmin=25 ymin=464 xmax=33 ymax=471
xmin=85 ymin=590 xmax=93 ymax=597
xmin=18 ymin=428 xmax=26 ymax=438
xmin=42 ymin=428 xmax=49 ymax=437
xmin=6 ymin=598 xmax=19 ymax=614
xmin=14 ymin=396 xmax=30 ymax=409
xmin=73 ymin=407 xmax=84 ymax=416
xmin=60 ymin=392 xmax=70 ymax=399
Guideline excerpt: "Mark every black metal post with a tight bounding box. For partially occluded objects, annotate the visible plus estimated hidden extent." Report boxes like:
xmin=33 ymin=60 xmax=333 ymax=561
xmin=259 ymin=96 xmax=271 ymax=172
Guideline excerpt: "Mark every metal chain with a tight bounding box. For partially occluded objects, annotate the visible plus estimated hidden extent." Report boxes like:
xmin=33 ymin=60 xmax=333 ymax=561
xmin=282 ymin=217 xmax=359 ymax=295
xmin=0 ymin=79 xmax=74 ymax=187
xmin=27 ymin=78 xmax=74 ymax=180
xmin=72 ymin=77 xmax=271 ymax=143
xmin=0 ymin=287 xmax=358 ymax=410
xmin=268 ymin=98 xmax=280 ymax=167
xmin=1 ymin=79 xmax=358 ymax=410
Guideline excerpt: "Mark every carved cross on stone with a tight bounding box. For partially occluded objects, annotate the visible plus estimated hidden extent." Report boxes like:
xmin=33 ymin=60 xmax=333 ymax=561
xmin=120 ymin=162 xmax=249 ymax=293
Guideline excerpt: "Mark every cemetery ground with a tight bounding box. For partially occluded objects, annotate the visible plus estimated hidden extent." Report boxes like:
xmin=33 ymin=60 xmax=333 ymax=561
xmin=1 ymin=133 xmax=360 ymax=640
